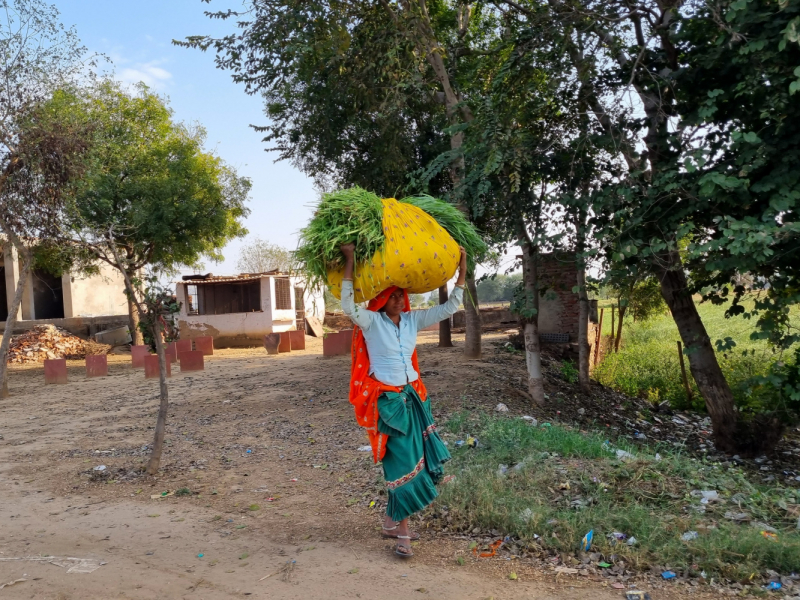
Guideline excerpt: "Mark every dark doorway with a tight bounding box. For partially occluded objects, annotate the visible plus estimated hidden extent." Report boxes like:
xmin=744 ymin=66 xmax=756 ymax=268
xmin=32 ymin=269 xmax=64 ymax=320
xmin=0 ymin=267 xmax=7 ymax=322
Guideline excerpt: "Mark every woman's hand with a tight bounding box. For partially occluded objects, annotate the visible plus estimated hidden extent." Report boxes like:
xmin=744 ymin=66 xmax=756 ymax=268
xmin=456 ymin=246 xmax=468 ymax=287
xmin=341 ymin=243 xmax=356 ymax=280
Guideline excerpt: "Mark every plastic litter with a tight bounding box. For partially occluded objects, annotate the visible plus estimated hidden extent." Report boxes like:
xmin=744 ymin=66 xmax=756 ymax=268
xmin=519 ymin=508 xmax=534 ymax=522
xmin=541 ymin=423 xmax=552 ymax=428
xmin=681 ymin=531 xmax=699 ymax=541
xmin=521 ymin=416 xmax=538 ymax=426
xmin=662 ymin=570 xmax=676 ymax=579
xmin=615 ymin=449 xmax=635 ymax=461
xmin=197 ymin=553 xmax=204 ymax=558
xmin=581 ymin=530 xmax=593 ymax=551
xmin=246 ymin=449 xmax=252 ymax=454
xmin=497 ymin=464 xmax=509 ymax=476
xmin=625 ymin=592 xmax=651 ymax=600
xmin=495 ymin=403 xmax=509 ymax=412
xmin=598 ymin=562 xmax=612 ymax=568
xmin=626 ymin=536 xmax=638 ymax=546
xmin=357 ymin=445 xmax=371 ymax=452
xmin=455 ymin=440 xmax=465 ymax=447
xmin=760 ymin=530 xmax=779 ymax=542
xmin=634 ymin=432 xmax=647 ymax=440
xmin=473 ymin=539 xmax=503 ymax=558
xmin=289 ymin=478 xmax=298 ymax=482
xmin=467 ymin=437 xmax=479 ymax=448
xmin=766 ymin=581 xmax=782 ymax=590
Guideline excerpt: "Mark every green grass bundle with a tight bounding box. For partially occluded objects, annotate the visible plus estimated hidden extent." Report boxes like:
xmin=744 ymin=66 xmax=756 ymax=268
xmin=400 ymin=194 xmax=488 ymax=273
xmin=295 ymin=187 xmax=488 ymax=290
xmin=295 ymin=187 xmax=384 ymax=288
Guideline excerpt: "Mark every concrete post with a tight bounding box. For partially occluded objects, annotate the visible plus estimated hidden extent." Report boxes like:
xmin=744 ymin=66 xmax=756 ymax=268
xmin=21 ymin=265 xmax=34 ymax=320
xmin=3 ymin=244 xmax=21 ymax=321
xmin=62 ymin=273 xmax=75 ymax=318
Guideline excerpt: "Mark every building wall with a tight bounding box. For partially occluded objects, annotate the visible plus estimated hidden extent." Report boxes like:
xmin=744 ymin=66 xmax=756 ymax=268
xmin=62 ymin=263 xmax=128 ymax=318
xmin=537 ymin=252 xmax=580 ymax=339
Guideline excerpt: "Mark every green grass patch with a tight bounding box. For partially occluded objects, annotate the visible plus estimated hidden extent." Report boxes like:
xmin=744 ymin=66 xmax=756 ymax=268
xmin=436 ymin=411 xmax=800 ymax=580
xmin=593 ymin=299 xmax=796 ymax=411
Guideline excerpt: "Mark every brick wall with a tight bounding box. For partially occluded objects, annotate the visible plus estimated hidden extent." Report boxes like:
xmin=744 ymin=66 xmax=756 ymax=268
xmin=537 ymin=252 xmax=580 ymax=341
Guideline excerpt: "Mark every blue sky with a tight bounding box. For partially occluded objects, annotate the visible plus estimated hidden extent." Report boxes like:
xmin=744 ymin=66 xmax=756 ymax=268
xmin=55 ymin=0 xmax=318 ymax=275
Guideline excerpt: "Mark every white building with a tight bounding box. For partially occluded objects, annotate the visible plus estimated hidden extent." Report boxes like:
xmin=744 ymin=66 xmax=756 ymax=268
xmin=174 ymin=272 xmax=325 ymax=348
xmin=2 ymin=243 xmax=128 ymax=324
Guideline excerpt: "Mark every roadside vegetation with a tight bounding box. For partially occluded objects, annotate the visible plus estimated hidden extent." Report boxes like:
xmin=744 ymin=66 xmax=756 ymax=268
xmin=594 ymin=298 xmax=799 ymax=413
xmin=435 ymin=411 xmax=800 ymax=580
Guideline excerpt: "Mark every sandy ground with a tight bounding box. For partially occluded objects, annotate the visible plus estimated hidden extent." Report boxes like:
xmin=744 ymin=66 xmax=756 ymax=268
xmin=0 ymin=333 xmax=721 ymax=599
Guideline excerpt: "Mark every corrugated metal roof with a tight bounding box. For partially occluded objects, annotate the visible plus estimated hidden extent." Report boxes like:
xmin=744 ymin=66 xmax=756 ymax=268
xmin=179 ymin=271 xmax=293 ymax=285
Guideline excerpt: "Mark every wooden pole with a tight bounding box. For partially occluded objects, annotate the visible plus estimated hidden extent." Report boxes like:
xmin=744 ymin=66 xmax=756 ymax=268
xmin=610 ymin=306 xmax=616 ymax=348
xmin=593 ymin=308 xmax=605 ymax=366
xmin=677 ymin=340 xmax=693 ymax=403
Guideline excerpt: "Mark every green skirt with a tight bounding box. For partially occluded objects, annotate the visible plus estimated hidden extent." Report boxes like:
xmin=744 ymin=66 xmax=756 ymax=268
xmin=377 ymin=384 xmax=451 ymax=522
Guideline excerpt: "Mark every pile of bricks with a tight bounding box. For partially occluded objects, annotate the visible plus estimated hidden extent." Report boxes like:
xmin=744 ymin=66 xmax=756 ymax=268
xmin=8 ymin=325 xmax=110 ymax=364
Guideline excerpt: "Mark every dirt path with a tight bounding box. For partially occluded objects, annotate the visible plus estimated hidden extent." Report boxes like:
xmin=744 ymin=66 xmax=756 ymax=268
xmin=0 ymin=334 xmax=706 ymax=599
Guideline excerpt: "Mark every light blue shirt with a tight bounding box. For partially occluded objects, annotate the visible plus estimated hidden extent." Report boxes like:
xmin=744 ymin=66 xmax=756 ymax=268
xmin=341 ymin=280 xmax=464 ymax=387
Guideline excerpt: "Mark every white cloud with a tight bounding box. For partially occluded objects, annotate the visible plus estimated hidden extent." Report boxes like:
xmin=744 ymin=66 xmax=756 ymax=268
xmin=118 ymin=61 xmax=172 ymax=89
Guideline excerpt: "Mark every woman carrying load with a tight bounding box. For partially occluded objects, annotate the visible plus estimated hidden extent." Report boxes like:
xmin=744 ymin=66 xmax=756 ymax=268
xmin=339 ymin=242 xmax=468 ymax=558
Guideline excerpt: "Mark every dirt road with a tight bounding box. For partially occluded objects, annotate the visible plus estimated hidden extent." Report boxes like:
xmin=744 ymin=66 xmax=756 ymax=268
xmin=0 ymin=333 xmax=695 ymax=599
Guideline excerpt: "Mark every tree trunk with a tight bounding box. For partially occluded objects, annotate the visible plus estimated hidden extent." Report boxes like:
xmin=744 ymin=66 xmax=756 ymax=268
xmin=0 ymin=248 xmax=32 ymax=398
xmin=655 ymin=250 xmax=737 ymax=452
xmin=575 ymin=213 xmax=591 ymax=393
xmin=518 ymin=220 xmax=545 ymax=404
xmin=146 ymin=318 xmax=170 ymax=475
xmin=438 ymin=285 xmax=453 ymax=347
xmin=614 ymin=305 xmax=626 ymax=353
xmin=126 ymin=271 xmax=143 ymax=346
xmin=463 ymin=275 xmax=482 ymax=359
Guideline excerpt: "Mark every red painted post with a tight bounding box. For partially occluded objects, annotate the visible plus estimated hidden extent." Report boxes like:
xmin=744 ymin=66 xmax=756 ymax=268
xmin=323 ymin=330 xmax=353 ymax=357
xmin=278 ymin=332 xmax=292 ymax=353
xmin=144 ymin=354 xmax=171 ymax=378
xmin=194 ymin=336 xmax=214 ymax=356
xmin=175 ymin=339 xmax=192 ymax=355
xmin=289 ymin=330 xmax=305 ymax=351
xmin=130 ymin=345 xmax=150 ymax=369
xmin=85 ymin=355 xmax=108 ymax=378
xmin=179 ymin=350 xmax=205 ymax=372
xmin=44 ymin=358 xmax=68 ymax=384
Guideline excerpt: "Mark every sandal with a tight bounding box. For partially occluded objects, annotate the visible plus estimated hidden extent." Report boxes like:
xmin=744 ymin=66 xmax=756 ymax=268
xmin=382 ymin=524 xmax=420 ymax=541
xmin=395 ymin=535 xmax=414 ymax=558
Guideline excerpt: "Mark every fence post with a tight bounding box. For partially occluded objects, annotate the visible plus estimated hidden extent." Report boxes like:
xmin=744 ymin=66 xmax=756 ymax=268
xmin=593 ymin=308 xmax=605 ymax=366
xmin=677 ymin=340 xmax=693 ymax=403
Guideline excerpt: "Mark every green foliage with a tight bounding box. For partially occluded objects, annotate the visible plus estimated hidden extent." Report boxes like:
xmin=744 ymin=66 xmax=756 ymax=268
xmin=179 ymin=1 xmax=451 ymax=197
xmin=134 ymin=274 xmax=181 ymax=352
xmin=559 ymin=360 xmax=579 ymax=384
xmin=72 ymin=80 xmax=250 ymax=274
xmin=594 ymin=299 xmax=797 ymax=415
xmin=438 ymin=412 xmax=800 ymax=579
xmin=477 ymin=273 xmax=522 ymax=303
xmin=626 ymin=278 xmax=667 ymax=323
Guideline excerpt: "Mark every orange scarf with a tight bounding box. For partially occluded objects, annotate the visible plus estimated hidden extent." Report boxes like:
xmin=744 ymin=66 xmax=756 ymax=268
xmin=349 ymin=286 xmax=427 ymax=464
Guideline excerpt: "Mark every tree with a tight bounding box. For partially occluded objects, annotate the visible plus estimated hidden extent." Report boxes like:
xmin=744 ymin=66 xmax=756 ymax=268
xmin=236 ymin=237 xmax=292 ymax=273
xmin=493 ymin=0 xmax=799 ymax=452
xmin=180 ymin=0 xmax=487 ymax=358
xmin=0 ymin=0 xmax=94 ymax=395
xmin=72 ymin=80 xmax=251 ymax=345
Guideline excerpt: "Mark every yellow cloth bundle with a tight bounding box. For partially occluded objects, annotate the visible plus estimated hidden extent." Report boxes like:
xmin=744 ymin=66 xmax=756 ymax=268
xmin=327 ymin=198 xmax=460 ymax=303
